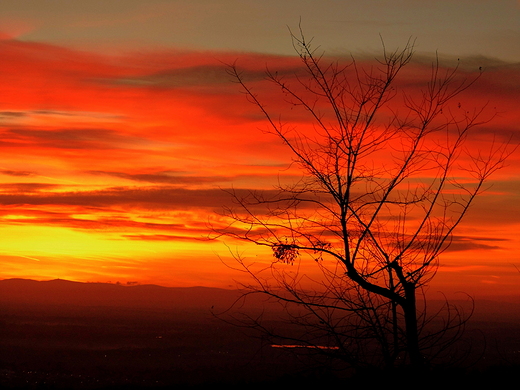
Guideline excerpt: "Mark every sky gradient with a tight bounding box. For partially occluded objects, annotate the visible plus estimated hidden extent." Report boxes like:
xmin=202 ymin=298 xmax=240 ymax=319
xmin=0 ymin=1 xmax=518 ymax=299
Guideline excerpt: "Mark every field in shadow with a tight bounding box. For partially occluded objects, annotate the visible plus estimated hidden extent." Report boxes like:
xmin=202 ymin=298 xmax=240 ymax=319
xmin=0 ymin=279 xmax=519 ymax=388
xmin=0 ymin=279 xmax=329 ymax=388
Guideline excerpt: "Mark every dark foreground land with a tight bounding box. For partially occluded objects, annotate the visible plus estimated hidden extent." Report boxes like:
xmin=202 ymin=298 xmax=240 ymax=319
xmin=0 ymin=279 xmax=519 ymax=388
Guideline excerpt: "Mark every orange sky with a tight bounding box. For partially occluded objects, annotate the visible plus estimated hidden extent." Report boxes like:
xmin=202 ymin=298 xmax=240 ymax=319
xmin=0 ymin=1 xmax=518 ymax=299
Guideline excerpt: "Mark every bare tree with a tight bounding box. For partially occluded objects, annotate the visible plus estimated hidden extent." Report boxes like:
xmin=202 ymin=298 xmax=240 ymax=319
xmin=217 ymin=28 xmax=511 ymax=370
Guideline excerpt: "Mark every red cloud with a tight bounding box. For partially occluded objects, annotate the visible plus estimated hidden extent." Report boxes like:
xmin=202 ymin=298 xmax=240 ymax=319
xmin=0 ymin=37 xmax=518 ymax=289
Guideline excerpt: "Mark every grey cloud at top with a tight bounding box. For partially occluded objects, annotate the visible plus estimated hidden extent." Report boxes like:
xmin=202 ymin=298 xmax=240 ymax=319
xmin=100 ymin=65 xmax=235 ymax=89
xmin=99 ymin=62 xmax=304 ymax=90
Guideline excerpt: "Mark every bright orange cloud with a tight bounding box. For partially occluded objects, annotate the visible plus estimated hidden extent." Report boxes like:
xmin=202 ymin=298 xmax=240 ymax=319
xmin=0 ymin=38 xmax=518 ymax=297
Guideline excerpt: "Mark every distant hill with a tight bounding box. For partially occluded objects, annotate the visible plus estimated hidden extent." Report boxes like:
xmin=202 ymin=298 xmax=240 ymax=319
xmin=0 ymin=278 xmax=246 ymax=312
xmin=0 ymin=278 xmax=518 ymax=322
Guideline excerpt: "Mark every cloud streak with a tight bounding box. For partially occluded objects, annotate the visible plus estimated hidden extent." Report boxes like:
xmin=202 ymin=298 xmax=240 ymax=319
xmin=0 ymin=37 xmax=518 ymax=289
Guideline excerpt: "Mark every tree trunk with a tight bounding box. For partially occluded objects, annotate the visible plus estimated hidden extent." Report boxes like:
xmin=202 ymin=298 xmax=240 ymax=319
xmin=403 ymin=285 xmax=422 ymax=367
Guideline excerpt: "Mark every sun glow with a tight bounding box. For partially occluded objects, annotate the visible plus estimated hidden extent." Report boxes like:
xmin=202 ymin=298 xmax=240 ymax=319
xmin=0 ymin=30 xmax=517 ymax=296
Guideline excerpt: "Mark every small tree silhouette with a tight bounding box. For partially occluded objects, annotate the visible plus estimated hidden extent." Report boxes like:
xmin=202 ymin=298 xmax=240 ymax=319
xmin=218 ymin=27 xmax=511 ymax=370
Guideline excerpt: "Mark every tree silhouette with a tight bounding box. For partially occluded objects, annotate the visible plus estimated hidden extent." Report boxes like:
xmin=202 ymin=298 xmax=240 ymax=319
xmin=218 ymin=28 xmax=511 ymax=370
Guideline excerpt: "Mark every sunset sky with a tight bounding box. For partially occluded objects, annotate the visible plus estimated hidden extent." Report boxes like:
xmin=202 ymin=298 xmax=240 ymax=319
xmin=0 ymin=1 xmax=518 ymax=299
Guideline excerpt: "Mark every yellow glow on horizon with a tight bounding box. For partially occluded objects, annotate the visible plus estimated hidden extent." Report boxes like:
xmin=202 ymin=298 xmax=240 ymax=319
xmin=0 ymin=34 xmax=517 ymax=297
